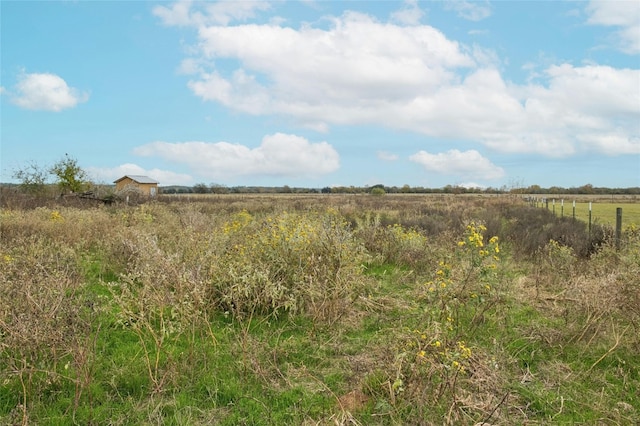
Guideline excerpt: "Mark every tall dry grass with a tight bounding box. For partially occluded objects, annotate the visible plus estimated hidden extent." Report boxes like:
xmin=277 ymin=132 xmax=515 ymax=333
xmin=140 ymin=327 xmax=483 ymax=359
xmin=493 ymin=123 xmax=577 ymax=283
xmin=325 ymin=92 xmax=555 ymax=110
xmin=1 ymin=195 xmax=638 ymax=424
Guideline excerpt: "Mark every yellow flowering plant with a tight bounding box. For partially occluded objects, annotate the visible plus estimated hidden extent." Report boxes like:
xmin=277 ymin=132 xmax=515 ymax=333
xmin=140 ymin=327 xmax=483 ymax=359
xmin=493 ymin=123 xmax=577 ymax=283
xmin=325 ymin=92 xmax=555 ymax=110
xmin=211 ymin=209 xmax=369 ymax=321
xmin=393 ymin=221 xmax=502 ymax=405
xmin=352 ymin=214 xmax=429 ymax=269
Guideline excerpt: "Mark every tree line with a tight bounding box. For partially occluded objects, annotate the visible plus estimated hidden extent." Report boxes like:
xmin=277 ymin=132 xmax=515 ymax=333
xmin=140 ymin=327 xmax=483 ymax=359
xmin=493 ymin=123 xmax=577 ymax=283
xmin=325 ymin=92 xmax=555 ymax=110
xmin=165 ymin=182 xmax=640 ymax=196
xmin=9 ymin=156 xmax=639 ymax=197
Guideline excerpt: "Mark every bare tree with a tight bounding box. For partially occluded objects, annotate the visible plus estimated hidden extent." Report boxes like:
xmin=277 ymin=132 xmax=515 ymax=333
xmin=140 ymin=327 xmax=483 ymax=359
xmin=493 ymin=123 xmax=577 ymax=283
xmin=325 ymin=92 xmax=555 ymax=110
xmin=12 ymin=161 xmax=50 ymax=194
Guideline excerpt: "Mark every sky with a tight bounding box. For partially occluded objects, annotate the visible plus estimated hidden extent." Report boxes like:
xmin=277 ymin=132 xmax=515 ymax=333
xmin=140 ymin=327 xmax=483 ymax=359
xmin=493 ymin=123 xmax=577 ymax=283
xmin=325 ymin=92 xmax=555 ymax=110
xmin=1 ymin=0 xmax=639 ymax=189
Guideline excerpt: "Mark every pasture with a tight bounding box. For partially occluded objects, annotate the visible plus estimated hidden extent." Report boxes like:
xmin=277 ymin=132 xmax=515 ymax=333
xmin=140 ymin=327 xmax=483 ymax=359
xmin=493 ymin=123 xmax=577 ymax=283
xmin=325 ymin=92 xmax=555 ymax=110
xmin=550 ymin=201 xmax=640 ymax=228
xmin=524 ymin=194 xmax=640 ymax=228
xmin=1 ymin=194 xmax=638 ymax=425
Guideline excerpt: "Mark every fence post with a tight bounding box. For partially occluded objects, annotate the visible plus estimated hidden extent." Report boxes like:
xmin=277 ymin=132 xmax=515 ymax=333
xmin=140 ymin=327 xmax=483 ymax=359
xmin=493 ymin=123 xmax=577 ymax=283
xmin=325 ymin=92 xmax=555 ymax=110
xmin=615 ymin=207 xmax=622 ymax=250
xmin=552 ymin=199 xmax=555 ymax=215
xmin=561 ymin=199 xmax=564 ymax=218
xmin=588 ymin=202 xmax=592 ymax=235
xmin=572 ymin=200 xmax=576 ymax=220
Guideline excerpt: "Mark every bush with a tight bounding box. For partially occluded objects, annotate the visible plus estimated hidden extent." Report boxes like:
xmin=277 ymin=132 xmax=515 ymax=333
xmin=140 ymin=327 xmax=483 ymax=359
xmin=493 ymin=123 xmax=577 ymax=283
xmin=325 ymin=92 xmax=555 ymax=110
xmin=497 ymin=205 xmax=610 ymax=258
xmin=209 ymin=209 xmax=369 ymax=321
xmin=0 ymin=236 xmax=90 ymax=419
xmin=349 ymin=212 xmax=437 ymax=271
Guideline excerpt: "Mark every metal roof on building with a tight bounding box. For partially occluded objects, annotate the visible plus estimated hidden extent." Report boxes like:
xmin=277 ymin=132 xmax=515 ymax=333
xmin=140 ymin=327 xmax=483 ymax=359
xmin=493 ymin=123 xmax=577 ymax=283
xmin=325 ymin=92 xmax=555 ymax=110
xmin=114 ymin=175 xmax=159 ymax=184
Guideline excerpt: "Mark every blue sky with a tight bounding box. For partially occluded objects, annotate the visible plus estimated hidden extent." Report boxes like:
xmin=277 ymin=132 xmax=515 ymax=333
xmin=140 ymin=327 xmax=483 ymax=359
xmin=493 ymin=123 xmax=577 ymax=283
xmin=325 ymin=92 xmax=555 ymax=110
xmin=1 ymin=0 xmax=639 ymax=189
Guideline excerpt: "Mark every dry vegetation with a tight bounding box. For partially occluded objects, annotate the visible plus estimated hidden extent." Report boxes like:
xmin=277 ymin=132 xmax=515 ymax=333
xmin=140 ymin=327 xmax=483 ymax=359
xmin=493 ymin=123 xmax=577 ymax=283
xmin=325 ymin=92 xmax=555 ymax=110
xmin=1 ymin=192 xmax=638 ymax=425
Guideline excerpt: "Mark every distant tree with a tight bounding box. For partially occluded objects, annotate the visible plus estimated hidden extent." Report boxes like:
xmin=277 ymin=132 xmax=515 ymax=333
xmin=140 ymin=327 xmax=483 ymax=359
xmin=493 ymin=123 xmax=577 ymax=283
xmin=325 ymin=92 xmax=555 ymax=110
xmin=527 ymin=184 xmax=542 ymax=194
xmin=49 ymin=154 xmax=89 ymax=194
xmin=444 ymin=185 xmax=464 ymax=194
xmin=193 ymin=183 xmax=209 ymax=194
xmin=578 ymin=184 xmax=594 ymax=194
xmin=370 ymin=187 xmax=386 ymax=196
xmin=12 ymin=161 xmax=49 ymax=194
xmin=321 ymin=186 xmax=332 ymax=194
xmin=210 ymin=183 xmax=229 ymax=194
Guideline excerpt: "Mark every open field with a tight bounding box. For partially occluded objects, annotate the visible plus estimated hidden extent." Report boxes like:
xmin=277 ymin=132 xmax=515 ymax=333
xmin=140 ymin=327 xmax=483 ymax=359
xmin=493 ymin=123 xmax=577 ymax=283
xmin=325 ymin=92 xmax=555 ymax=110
xmin=1 ymin=194 xmax=639 ymax=425
xmin=541 ymin=201 xmax=640 ymax=228
xmin=167 ymin=193 xmax=640 ymax=228
xmin=526 ymin=193 xmax=640 ymax=203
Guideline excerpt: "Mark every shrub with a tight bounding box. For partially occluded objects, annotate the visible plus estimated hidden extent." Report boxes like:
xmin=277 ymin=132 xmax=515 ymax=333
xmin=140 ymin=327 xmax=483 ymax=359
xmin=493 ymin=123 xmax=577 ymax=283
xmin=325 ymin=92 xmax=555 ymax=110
xmin=107 ymin=229 xmax=215 ymax=394
xmin=379 ymin=221 xmax=506 ymax=422
xmin=498 ymin=205 xmax=610 ymax=258
xmin=351 ymin=212 xmax=433 ymax=270
xmin=209 ymin=209 xmax=369 ymax=321
xmin=0 ymin=236 xmax=90 ymax=421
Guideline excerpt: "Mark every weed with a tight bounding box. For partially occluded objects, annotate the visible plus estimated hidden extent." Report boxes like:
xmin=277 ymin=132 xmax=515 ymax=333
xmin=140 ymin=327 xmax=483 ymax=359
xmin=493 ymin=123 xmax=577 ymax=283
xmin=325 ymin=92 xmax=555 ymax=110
xmin=1 ymin=196 xmax=638 ymax=424
xmin=210 ymin=209 xmax=369 ymax=322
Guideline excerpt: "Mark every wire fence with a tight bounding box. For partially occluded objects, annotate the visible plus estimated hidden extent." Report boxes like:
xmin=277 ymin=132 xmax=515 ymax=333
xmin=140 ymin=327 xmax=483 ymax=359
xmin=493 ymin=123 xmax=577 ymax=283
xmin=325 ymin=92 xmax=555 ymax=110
xmin=526 ymin=197 xmax=624 ymax=250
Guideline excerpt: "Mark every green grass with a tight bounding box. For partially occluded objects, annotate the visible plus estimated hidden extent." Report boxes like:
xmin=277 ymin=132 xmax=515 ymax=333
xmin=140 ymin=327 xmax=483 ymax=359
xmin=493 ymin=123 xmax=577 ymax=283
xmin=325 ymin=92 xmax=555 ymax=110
xmin=545 ymin=201 xmax=640 ymax=227
xmin=1 ymin=198 xmax=639 ymax=425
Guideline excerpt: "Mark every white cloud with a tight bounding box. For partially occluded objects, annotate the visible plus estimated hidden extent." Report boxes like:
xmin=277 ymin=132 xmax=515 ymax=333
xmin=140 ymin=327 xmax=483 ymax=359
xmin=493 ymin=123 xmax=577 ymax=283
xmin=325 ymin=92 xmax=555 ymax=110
xmin=391 ymin=0 xmax=424 ymax=26
xmin=159 ymin=4 xmax=639 ymax=158
xmin=153 ymin=0 xmax=271 ymax=27
xmin=377 ymin=151 xmax=399 ymax=161
xmin=133 ymin=133 xmax=340 ymax=180
xmin=444 ymin=0 xmax=492 ymax=22
xmin=11 ymin=72 xmax=89 ymax=111
xmin=202 ymin=1 xmax=272 ymax=26
xmin=409 ymin=149 xmax=505 ymax=180
xmin=187 ymin=11 xmax=475 ymax=127
xmin=511 ymin=64 xmax=640 ymax=156
xmin=458 ymin=182 xmax=486 ymax=189
xmin=187 ymin=69 xmax=269 ymax=115
xmin=87 ymin=163 xmax=193 ymax=186
xmin=586 ymin=0 xmax=640 ymax=54
xmin=177 ymin=58 xmax=205 ymax=75
xmin=152 ymin=0 xmax=194 ymax=26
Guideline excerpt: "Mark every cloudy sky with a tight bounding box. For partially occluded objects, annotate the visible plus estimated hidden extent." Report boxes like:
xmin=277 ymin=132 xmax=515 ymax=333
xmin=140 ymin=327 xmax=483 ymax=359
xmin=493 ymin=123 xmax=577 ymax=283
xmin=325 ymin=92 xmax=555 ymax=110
xmin=1 ymin=0 xmax=639 ymax=188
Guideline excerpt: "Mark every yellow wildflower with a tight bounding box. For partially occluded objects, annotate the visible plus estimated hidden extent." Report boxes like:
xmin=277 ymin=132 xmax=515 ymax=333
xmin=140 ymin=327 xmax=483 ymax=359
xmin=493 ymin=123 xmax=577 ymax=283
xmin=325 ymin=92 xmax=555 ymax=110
xmin=50 ymin=210 xmax=63 ymax=222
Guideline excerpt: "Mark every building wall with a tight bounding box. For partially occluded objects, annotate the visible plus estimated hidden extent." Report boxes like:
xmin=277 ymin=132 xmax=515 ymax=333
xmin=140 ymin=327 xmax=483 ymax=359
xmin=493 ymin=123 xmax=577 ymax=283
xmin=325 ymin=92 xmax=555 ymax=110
xmin=137 ymin=183 xmax=157 ymax=196
xmin=115 ymin=178 xmax=158 ymax=196
xmin=115 ymin=177 xmax=135 ymax=192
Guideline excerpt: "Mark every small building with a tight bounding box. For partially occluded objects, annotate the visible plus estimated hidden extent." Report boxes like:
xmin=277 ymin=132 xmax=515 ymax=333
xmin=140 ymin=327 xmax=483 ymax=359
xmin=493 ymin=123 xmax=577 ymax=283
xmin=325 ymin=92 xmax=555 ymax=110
xmin=114 ymin=175 xmax=159 ymax=197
